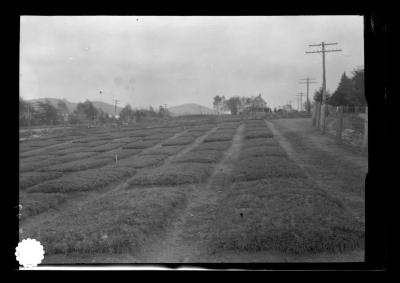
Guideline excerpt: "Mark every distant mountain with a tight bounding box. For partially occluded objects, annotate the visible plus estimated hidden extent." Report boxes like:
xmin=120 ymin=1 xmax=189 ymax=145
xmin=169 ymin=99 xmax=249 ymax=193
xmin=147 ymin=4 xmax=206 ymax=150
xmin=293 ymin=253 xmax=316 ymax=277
xmin=28 ymin=98 xmax=123 ymax=115
xmin=168 ymin=103 xmax=218 ymax=116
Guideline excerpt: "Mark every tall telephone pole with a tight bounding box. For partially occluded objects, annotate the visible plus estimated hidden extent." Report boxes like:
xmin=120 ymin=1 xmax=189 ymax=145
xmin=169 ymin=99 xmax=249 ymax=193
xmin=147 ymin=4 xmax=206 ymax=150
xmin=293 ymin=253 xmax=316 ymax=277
xmin=112 ymin=98 xmax=119 ymax=116
xmin=299 ymin=78 xmax=318 ymax=113
xmin=306 ymin=42 xmax=342 ymax=133
xmin=296 ymin=92 xmax=305 ymax=111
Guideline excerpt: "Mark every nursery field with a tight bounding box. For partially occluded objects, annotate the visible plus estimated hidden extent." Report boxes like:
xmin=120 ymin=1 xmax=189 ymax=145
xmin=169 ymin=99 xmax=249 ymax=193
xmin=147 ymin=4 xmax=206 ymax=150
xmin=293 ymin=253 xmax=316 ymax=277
xmin=18 ymin=116 xmax=366 ymax=263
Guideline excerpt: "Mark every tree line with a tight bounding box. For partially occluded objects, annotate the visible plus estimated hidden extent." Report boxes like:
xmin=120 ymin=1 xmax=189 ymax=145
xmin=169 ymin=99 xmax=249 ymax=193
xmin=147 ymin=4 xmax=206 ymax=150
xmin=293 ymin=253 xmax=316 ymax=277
xmin=19 ymin=97 xmax=170 ymax=127
xmin=313 ymin=67 xmax=365 ymax=109
xmin=212 ymin=95 xmax=271 ymax=115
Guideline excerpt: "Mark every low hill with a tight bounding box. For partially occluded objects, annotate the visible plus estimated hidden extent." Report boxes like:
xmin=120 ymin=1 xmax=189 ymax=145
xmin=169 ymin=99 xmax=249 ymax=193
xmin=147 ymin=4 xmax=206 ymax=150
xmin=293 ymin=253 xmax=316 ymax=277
xmin=28 ymin=98 xmax=123 ymax=115
xmin=168 ymin=104 xmax=218 ymax=116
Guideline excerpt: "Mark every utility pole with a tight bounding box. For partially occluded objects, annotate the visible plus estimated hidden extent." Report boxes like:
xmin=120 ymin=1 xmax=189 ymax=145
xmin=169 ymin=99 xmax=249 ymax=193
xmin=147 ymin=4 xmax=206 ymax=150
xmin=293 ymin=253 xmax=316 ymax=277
xmin=113 ymin=98 xmax=119 ymax=116
xmin=163 ymin=104 xmax=168 ymax=115
xmin=306 ymin=42 xmax=342 ymax=133
xmin=299 ymin=78 xmax=318 ymax=113
xmin=296 ymin=92 xmax=305 ymax=112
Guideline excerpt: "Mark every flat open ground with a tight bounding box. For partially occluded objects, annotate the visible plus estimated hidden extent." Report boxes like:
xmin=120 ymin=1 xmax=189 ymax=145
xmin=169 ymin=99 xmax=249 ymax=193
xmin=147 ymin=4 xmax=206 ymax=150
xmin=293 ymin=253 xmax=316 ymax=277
xmin=19 ymin=117 xmax=366 ymax=263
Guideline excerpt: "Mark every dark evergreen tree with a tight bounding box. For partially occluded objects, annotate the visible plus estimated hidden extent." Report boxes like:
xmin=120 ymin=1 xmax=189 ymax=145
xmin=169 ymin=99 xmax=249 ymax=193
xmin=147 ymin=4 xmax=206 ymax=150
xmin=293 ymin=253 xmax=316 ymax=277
xmin=313 ymin=87 xmax=331 ymax=103
xmin=329 ymin=72 xmax=352 ymax=106
xmin=348 ymin=67 xmax=365 ymax=106
xmin=120 ymin=104 xmax=134 ymax=123
xmin=35 ymin=99 xmax=60 ymax=125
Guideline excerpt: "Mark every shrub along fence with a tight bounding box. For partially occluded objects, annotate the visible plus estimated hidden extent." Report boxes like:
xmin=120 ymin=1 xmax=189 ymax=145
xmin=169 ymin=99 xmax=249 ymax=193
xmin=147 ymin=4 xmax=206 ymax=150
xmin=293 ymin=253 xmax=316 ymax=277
xmin=312 ymin=102 xmax=368 ymax=152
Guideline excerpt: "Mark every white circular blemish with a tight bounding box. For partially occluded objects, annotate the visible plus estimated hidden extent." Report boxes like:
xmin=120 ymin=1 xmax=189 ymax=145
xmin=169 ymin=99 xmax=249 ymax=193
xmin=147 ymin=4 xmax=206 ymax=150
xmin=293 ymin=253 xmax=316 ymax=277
xmin=15 ymin=238 xmax=45 ymax=268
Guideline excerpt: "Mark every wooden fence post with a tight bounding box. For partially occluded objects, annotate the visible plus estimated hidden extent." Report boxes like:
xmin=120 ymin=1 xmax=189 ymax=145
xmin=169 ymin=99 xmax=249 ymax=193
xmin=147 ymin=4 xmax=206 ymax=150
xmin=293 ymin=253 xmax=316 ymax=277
xmin=336 ymin=106 xmax=344 ymax=140
xmin=362 ymin=106 xmax=368 ymax=152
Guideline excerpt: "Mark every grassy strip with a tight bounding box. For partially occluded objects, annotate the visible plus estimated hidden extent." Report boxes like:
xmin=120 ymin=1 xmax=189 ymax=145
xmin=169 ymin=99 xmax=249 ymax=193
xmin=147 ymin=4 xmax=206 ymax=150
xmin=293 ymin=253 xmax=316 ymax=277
xmin=39 ymin=158 xmax=112 ymax=172
xmin=245 ymin=120 xmax=266 ymax=126
xmin=24 ymin=188 xmax=186 ymax=255
xmin=192 ymin=141 xmax=232 ymax=151
xmin=77 ymin=140 xmax=111 ymax=147
xmin=19 ymin=143 xmax=69 ymax=157
xmin=83 ymin=142 xmax=124 ymax=152
xmin=244 ymin=125 xmax=274 ymax=139
xmin=203 ymin=131 xmax=235 ymax=143
xmin=19 ymin=158 xmax=63 ymax=173
xmin=50 ymin=146 xmax=89 ymax=156
xmin=241 ymin=145 xmax=288 ymax=157
xmin=56 ymin=152 xmax=97 ymax=162
xmin=142 ymin=145 xmax=184 ymax=156
xmin=129 ymin=131 xmax=154 ymax=137
xmin=209 ymin=178 xmax=365 ymax=254
xmin=39 ymin=143 xmax=80 ymax=154
xmin=173 ymin=149 xmax=224 ymax=164
xmin=19 ymin=172 xmax=63 ymax=190
xmin=142 ymin=133 xmax=176 ymax=141
xmin=232 ymin=156 xmax=307 ymax=182
xmin=71 ymin=136 xmax=115 ymax=143
xmin=218 ymin=123 xmax=241 ymax=130
xmin=28 ymin=166 xmax=135 ymax=193
xmin=162 ymin=136 xmax=196 ymax=146
xmin=20 ymin=152 xmax=97 ymax=173
xmin=128 ymin=163 xmax=213 ymax=186
xmin=93 ymin=149 xmax=142 ymax=161
xmin=244 ymin=137 xmax=280 ymax=148
xmin=19 ymin=192 xmax=67 ymax=220
xmin=186 ymin=125 xmax=214 ymax=132
xmin=109 ymin=137 xmax=135 ymax=143
xmin=20 ymin=154 xmax=55 ymax=163
xmin=19 ymin=151 xmax=45 ymax=159
xmin=245 ymin=131 xmax=274 ymax=139
xmin=122 ymin=140 xmax=159 ymax=149
xmin=116 ymin=154 xmax=168 ymax=169
xmin=20 ymin=139 xmax=62 ymax=150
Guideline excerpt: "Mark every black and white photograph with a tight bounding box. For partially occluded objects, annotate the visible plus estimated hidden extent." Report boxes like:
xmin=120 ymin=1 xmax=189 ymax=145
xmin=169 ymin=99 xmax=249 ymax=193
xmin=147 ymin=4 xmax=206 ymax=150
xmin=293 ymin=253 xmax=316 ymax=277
xmin=17 ymin=15 xmax=373 ymax=268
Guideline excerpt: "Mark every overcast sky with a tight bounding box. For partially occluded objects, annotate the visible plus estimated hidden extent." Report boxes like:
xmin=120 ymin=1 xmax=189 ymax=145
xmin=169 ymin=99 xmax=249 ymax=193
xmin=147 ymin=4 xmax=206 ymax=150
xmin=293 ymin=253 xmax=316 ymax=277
xmin=20 ymin=16 xmax=364 ymax=110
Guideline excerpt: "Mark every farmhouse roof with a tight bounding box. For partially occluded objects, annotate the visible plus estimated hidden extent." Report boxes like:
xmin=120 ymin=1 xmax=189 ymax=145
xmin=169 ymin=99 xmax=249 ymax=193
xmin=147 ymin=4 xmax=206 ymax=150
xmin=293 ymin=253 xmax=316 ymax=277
xmin=253 ymin=94 xmax=267 ymax=107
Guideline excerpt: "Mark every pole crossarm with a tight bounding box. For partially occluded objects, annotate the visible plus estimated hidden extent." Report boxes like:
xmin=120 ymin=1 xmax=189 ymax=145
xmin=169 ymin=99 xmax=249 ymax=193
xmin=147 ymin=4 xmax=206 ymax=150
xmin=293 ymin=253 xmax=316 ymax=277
xmin=306 ymin=50 xmax=341 ymax=54
xmin=324 ymin=49 xmax=342 ymax=52
xmin=309 ymin=42 xmax=338 ymax=46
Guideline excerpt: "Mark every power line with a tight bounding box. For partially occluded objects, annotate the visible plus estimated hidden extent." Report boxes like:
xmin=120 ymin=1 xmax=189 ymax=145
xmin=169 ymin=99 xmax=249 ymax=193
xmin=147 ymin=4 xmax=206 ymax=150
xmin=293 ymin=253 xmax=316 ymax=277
xmin=306 ymin=42 xmax=342 ymax=132
xmin=299 ymin=78 xmax=318 ymax=113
